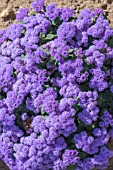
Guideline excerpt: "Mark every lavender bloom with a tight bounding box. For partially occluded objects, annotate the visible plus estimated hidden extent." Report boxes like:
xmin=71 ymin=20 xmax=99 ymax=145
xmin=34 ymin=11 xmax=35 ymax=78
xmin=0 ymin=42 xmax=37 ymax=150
xmin=6 ymin=24 xmax=24 ymax=41
xmin=45 ymin=3 xmax=61 ymax=21
xmin=60 ymin=7 xmax=75 ymax=21
xmin=16 ymin=8 xmax=30 ymax=22
xmin=57 ymin=21 xmax=76 ymax=41
xmin=32 ymin=0 xmax=44 ymax=12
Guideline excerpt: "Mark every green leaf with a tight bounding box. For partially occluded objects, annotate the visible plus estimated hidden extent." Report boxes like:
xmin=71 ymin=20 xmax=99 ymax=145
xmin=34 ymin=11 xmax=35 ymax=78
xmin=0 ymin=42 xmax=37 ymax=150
xmin=79 ymin=152 xmax=87 ymax=159
xmin=49 ymin=56 xmax=56 ymax=65
xmin=13 ymin=71 xmax=17 ymax=77
xmin=41 ymin=47 xmax=50 ymax=55
xmin=45 ymin=34 xmax=57 ymax=40
xmin=68 ymin=49 xmax=74 ymax=53
xmin=66 ymin=165 xmax=75 ymax=170
xmin=39 ymin=105 xmax=42 ymax=109
xmin=107 ymin=36 xmax=113 ymax=47
xmin=39 ymin=32 xmax=46 ymax=39
xmin=92 ymin=124 xmax=95 ymax=129
xmin=41 ymin=108 xmax=45 ymax=115
xmin=47 ymin=76 xmax=50 ymax=81
xmin=44 ymin=84 xmax=49 ymax=88
xmin=102 ymin=66 xmax=108 ymax=71
xmin=21 ymin=54 xmax=25 ymax=59
xmin=42 ymin=115 xmax=47 ymax=120
xmin=52 ymin=20 xmax=56 ymax=26
xmin=22 ymin=29 xmax=26 ymax=35
xmin=44 ymin=49 xmax=50 ymax=55
xmin=75 ymin=96 xmax=79 ymax=101
xmin=0 ymin=90 xmax=6 ymax=100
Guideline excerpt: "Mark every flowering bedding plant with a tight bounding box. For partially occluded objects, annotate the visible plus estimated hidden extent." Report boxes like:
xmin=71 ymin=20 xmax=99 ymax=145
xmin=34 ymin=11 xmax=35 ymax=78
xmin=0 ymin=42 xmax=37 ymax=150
xmin=0 ymin=0 xmax=113 ymax=169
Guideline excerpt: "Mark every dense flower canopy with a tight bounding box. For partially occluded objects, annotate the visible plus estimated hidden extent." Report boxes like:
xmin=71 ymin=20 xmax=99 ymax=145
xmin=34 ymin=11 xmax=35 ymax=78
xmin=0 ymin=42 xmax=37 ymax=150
xmin=0 ymin=0 xmax=113 ymax=170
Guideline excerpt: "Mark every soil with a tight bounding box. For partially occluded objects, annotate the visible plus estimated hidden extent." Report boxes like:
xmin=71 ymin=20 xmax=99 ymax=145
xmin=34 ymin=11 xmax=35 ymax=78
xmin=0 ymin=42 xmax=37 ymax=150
xmin=0 ymin=0 xmax=113 ymax=170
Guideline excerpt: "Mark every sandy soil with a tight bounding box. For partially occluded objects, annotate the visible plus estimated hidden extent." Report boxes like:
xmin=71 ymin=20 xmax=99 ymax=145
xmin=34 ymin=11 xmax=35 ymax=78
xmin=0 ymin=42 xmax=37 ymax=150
xmin=0 ymin=0 xmax=113 ymax=170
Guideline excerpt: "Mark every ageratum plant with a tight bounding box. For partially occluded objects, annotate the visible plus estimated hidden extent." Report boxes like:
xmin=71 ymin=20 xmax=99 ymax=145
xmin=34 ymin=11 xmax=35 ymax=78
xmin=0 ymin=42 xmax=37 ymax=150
xmin=0 ymin=0 xmax=113 ymax=170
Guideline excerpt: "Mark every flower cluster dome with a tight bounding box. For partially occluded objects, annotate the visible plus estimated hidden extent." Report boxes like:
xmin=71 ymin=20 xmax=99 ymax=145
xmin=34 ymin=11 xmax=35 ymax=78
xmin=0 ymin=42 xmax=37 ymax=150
xmin=0 ymin=0 xmax=113 ymax=170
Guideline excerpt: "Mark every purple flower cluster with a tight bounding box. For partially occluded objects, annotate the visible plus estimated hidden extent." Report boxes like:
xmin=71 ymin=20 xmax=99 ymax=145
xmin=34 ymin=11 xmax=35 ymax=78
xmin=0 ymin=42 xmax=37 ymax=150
xmin=0 ymin=0 xmax=113 ymax=169
xmin=16 ymin=8 xmax=30 ymax=22
xmin=32 ymin=0 xmax=44 ymax=13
